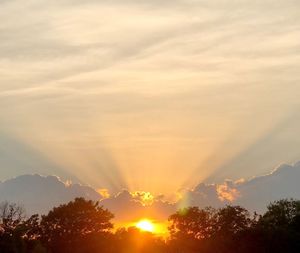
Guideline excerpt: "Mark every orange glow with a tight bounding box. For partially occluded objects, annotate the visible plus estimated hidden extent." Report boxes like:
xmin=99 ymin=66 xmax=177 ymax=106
xmin=136 ymin=219 xmax=155 ymax=233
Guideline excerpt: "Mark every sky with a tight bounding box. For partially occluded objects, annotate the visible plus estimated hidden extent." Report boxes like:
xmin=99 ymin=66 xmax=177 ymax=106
xmin=1 ymin=0 xmax=300 ymax=198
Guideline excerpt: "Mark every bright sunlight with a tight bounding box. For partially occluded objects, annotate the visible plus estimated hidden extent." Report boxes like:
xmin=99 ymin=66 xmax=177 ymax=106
xmin=136 ymin=219 xmax=155 ymax=233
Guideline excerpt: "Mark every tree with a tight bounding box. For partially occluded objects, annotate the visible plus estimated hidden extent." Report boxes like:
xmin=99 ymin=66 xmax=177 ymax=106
xmin=168 ymin=207 xmax=217 ymax=253
xmin=39 ymin=197 xmax=114 ymax=253
xmin=168 ymin=205 xmax=256 ymax=253
xmin=256 ymin=199 xmax=300 ymax=253
xmin=0 ymin=202 xmax=26 ymax=232
xmin=208 ymin=206 xmax=256 ymax=253
xmin=260 ymin=199 xmax=300 ymax=229
xmin=169 ymin=207 xmax=216 ymax=241
xmin=213 ymin=205 xmax=253 ymax=237
xmin=0 ymin=202 xmax=39 ymax=253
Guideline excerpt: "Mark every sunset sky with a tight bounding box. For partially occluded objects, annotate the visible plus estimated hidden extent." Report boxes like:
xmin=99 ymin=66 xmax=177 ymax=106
xmin=1 ymin=0 xmax=300 ymax=204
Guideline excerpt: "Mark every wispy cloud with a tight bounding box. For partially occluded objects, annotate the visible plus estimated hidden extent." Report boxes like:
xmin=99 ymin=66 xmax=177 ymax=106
xmin=1 ymin=0 xmax=300 ymax=193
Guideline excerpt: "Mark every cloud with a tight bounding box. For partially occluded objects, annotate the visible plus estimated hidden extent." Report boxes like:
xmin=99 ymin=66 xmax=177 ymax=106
xmin=216 ymin=180 xmax=240 ymax=202
xmin=0 ymin=174 xmax=175 ymax=224
xmin=234 ymin=162 xmax=300 ymax=212
xmin=100 ymin=190 xmax=176 ymax=223
xmin=180 ymin=162 xmax=300 ymax=213
xmin=0 ymin=174 xmax=103 ymax=215
xmin=1 ymin=161 xmax=300 ymax=224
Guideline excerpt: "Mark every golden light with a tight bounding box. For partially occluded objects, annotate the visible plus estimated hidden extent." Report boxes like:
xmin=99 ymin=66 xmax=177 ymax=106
xmin=136 ymin=219 xmax=155 ymax=233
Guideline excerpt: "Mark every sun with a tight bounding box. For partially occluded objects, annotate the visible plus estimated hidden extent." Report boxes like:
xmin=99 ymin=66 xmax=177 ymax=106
xmin=136 ymin=219 xmax=155 ymax=233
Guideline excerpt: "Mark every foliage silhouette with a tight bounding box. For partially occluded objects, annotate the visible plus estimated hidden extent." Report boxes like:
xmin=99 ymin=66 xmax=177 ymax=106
xmin=0 ymin=202 xmax=39 ymax=253
xmin=39 ymin=197 xmax=114 ymax=253
xmin=1 ymin=198 xmax=300 ymax=253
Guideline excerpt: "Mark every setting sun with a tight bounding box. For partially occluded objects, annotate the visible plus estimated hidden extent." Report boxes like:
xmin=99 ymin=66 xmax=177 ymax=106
xmin=136 ymin=219 xmax=155 ymax=233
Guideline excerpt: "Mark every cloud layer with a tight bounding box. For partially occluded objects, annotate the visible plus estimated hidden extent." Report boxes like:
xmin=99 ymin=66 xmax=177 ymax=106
xmin=0 ymin=174 xmax=102 ymax=215
xmin=1 ymin=162 xmax=300 ymax=225
xmin=181 ymin=162 xmax=300 ymax=213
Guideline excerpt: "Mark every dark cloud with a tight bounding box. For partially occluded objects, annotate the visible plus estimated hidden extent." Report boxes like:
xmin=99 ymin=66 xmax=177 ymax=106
xmin=0 ymin=175 xmax=175 ymax=223
xmin=0 ymin=174 xmax=102 ymax=215
xmin=181 ymin=162 xmax=300 ymax=213
xmin=100 ymin=190 xmax=176 ymax=222
xmin=1 ymin=162 xmax=300 ymax=221
xmin=235 ymin=162 xmax=300 ymax=212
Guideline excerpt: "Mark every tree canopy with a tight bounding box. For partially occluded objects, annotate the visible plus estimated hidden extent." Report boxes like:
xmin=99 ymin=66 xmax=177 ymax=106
xmin=1 ymin=198 xmax=300 ymax=253
xmin=39 ymin=197 xmax=114 ymax=253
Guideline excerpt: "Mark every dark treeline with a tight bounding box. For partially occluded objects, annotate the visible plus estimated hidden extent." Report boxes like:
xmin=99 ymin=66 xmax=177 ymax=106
xmin=1 ymin=198 xmax=300 ymax=253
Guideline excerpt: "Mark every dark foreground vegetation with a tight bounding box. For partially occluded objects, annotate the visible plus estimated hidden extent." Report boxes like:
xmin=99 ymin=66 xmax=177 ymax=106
xmin=1 ymin=198 xmax=300 ymax=253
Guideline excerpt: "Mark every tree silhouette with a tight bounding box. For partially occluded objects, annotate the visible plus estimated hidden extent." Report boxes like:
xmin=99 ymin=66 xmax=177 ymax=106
xmin=168 ymin=205 xmax=257 ymax=253
xmin=39 ymin=197 xmax=114 ymax=253
xmin=0 ymin=202 xmax=39 ymax=253
xmin=169 ymin=207 xmax=216 ymax=241
xmin=115 ymin=227 xmax=166 ymax=253
xmin=213 ymin=205 xmax=253 ymax=237
xmin=2 ymin=198 xmax=300 ymax=253
xmin=260 ymin=199 xmax=300 ymax=228
xmin=256 ymin=199 xmax=300 ymax=253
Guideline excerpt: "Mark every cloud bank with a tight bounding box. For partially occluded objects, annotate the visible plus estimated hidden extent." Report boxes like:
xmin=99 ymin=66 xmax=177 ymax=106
xmin=0 ymin=174 xmax=102 ymax=215
xmin=0 ymin=174 xmax=175 ymax=223
xmin=181 ymin=162 xmax=300 ymax=213
xmin=1 ymin=162 xmax=300 ymax=224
